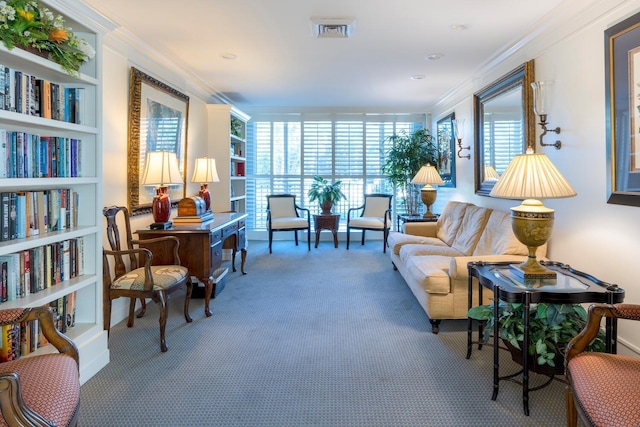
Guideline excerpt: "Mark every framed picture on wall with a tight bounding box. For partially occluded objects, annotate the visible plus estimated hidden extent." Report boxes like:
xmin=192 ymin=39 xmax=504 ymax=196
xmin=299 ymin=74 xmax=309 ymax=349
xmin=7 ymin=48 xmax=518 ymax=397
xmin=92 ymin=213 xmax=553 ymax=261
xmin=436 ymin=113 xmax=456 ymax=187
xmin=127 ymin=67 xmax=190 ymax=216
xmin=605 ymin=11 xmax=640 ymax=207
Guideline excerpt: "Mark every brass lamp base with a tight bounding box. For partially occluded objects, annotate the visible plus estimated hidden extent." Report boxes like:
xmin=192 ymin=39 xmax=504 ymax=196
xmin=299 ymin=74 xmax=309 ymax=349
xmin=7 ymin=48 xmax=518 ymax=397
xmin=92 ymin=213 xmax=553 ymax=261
xmin=510 ymin=199 xmax=556 ymax=280
xmin=421 ymin=186 xmax=437 ymax=218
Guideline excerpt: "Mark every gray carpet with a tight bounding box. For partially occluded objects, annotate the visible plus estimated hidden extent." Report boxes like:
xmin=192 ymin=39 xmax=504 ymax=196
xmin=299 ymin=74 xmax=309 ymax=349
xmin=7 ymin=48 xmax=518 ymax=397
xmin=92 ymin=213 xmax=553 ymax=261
xmin=80 ymin=240 xmax=566 ymax=426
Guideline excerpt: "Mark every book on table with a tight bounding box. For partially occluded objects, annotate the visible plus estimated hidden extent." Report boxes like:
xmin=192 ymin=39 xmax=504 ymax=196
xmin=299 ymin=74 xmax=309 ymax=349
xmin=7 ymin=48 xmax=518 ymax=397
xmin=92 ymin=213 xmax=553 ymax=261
xmin=173 ymin=212 xmax=214 ymax=224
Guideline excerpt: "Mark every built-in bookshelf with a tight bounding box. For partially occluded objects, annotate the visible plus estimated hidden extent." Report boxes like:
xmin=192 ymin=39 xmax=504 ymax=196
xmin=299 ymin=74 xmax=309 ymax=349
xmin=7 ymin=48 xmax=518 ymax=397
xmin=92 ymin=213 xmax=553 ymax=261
xmin=0 ymin=3 xmax=108 ymax=383
xmin=207 ymin=104 xmax=250 ymax=213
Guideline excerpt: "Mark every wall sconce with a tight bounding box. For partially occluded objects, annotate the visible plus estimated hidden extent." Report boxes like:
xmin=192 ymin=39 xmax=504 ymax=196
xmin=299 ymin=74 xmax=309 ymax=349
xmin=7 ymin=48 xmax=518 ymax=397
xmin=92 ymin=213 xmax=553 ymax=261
xmin=453 ymin=118 xmax=470 ymax=159
xmin=531 ymin=81 xmax=561 ymax=149
xmin=191 ymin=157 xmax=220 ymax=212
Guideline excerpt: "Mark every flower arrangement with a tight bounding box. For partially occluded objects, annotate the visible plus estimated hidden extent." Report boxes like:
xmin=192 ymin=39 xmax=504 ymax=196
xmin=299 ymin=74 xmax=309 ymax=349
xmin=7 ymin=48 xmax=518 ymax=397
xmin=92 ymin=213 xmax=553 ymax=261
xmin=0 ymin=0 xmax=95 ymax=76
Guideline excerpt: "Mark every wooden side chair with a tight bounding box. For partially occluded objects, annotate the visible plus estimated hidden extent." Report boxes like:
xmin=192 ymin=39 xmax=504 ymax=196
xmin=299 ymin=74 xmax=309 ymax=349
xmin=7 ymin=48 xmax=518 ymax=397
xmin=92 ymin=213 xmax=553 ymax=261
xmin=103 ymin=206 xmax=192 ymax=352
xmin=0 ymin=307 xmax=80 ymax=427
xmin=266 ymin=194 xmax=310 ymax=253
xmin=565 ymin=303 xmax=640 ymax=427
xmin=346 ymin=193 xmax=393 ymax=253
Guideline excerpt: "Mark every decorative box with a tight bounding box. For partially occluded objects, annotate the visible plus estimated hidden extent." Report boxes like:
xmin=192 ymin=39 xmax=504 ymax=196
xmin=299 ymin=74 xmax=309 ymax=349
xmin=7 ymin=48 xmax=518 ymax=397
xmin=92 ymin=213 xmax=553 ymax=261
xmin=177 ymin=196 xmax=207 ymax=217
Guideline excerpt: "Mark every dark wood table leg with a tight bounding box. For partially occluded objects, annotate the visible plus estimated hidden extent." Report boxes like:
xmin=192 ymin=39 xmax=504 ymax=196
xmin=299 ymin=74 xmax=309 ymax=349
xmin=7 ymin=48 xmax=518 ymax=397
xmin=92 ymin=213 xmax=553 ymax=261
xmin=204 ymin=279 xmax=214 ymax=317
xmin=492 ymin=284 xmax=500 ymax=401
xmin=315 ymin=229 xmax=320 ymax=248
xmin=231 ymin=247 xmax=237 ymax=272
xmin=522 ymin=293 xmax=531 ymax=416
xmin=240 ymin=249 xmax=247 ymax=274
xmin=332 ymin=229 xmax=338 ymax=248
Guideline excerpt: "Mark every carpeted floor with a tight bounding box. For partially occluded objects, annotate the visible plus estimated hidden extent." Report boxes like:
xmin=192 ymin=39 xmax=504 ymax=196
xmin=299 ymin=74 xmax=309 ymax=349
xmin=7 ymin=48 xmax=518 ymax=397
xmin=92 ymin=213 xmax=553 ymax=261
xmin=79 ymin=240 xmax=567 ymax=426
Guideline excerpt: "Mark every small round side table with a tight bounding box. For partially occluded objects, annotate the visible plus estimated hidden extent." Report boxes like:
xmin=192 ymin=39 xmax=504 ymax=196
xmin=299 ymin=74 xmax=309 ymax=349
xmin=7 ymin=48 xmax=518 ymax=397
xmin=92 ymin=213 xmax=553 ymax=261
xmin=313 ymin=214 xmax=340 ymax=248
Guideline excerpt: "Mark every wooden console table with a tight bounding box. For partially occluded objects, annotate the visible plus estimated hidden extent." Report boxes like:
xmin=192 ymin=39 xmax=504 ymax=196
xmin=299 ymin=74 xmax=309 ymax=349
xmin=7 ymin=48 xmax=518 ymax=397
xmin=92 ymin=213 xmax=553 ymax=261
xmin=136 ymin=212 xmax=248 ymax=317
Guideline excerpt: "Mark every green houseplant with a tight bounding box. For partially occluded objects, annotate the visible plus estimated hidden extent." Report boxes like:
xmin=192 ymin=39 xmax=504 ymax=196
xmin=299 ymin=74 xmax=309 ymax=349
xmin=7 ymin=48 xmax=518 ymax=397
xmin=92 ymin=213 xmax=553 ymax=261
xmin=308 ymin=175 xmax=346 ymax=214
xmin=468 ymin=301 xmax=606 ymax=374
xmin=382 ymin=129 xmax=438 ymax=215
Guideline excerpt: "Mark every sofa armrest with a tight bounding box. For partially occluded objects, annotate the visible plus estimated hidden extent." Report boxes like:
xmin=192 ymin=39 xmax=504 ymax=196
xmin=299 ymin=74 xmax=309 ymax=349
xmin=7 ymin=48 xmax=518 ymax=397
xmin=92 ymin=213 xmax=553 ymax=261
xmin=448 ymin=255 xmax=529 ymax=280
xmin=404 ymin=222 xmax=437 ymax=237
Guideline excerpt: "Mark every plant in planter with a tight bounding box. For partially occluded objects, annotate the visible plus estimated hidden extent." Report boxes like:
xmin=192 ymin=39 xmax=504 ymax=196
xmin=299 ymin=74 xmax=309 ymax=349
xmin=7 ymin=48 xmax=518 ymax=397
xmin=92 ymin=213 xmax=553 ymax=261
xmin=382 ymin=129 xmax=438 ymax=215
xmin=308 ymin=175 xmax=346 ymax=214
xmin=468 ymin=301 xmax=606 ymax=374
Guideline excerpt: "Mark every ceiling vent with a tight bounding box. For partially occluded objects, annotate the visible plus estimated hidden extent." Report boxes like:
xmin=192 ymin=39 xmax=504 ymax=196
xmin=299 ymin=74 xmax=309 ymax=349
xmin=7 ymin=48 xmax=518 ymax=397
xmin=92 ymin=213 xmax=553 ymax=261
xmin=311 ymin=17 xmax=355 ymax=39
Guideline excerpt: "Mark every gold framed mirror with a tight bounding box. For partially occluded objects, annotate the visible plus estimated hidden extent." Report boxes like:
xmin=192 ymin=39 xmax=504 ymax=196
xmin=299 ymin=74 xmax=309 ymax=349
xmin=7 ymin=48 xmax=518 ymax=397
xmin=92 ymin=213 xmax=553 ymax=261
xmin=127 ymin=67 xmax=189 ymax=216
xmin=474 ymin=60 xmax=535 ymax=196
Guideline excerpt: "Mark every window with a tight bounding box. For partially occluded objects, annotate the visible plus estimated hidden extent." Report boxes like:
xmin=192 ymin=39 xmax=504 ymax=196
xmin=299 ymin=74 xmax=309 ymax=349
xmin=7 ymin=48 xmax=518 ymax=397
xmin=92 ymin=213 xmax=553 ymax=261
xmin=246 ymin=113 xmax=425 ymax=231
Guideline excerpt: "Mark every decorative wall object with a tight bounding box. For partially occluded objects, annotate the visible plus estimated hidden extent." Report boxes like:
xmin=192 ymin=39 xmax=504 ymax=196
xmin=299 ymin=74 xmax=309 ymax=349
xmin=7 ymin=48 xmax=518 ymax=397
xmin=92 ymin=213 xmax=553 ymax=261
xmin=128 ymin=67 xmax=189 ymax=216
xmin=436 ymin=113 xmax=456 ymax=187
xmin=606 ymin=11 xmax=640 ymax=207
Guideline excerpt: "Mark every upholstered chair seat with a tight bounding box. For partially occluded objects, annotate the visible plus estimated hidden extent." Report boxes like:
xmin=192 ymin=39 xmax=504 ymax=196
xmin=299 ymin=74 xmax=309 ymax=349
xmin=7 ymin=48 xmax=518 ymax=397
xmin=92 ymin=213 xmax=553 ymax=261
xmin=566 ymin=303 xmax=640 ymax=427
xmin=111 ymin=265 xmax=189 ymax=291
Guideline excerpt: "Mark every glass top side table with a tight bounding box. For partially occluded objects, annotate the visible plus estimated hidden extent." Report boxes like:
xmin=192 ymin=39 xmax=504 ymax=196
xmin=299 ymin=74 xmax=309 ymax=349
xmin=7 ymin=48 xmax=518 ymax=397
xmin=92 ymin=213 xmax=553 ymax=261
xmin=466 ymin=260 xmax=625 ymax=416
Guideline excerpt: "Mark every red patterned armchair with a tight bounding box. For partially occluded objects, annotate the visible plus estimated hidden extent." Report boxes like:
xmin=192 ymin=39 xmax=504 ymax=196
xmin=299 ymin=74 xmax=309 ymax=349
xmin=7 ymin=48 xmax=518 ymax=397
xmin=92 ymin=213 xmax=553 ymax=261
xmin=565 ymin=303 xmax=640 ymax=427
xmin=0 ymin=307 xmax=80 ymax=427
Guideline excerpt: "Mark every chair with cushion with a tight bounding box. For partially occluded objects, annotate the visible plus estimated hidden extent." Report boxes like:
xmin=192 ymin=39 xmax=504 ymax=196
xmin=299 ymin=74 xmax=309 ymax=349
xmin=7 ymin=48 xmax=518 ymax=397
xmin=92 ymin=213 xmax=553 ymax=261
xmin=103 ymin=206 xmax=192 ymax=352
xmin=0 ymin=306 xmax=80 ymax=426
xmin=565 ymin=303 xmax=640 ymax=427
xmin=346 ymin=193 xmax=393 ymax=253
xmin=266 ymin=194 xmax=310 ymax=253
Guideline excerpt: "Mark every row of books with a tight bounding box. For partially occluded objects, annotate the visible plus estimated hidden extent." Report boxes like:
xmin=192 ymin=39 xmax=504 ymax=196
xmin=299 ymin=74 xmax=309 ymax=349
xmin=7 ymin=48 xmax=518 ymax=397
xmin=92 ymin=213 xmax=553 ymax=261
xmin=0 ymin=238 xmax=85 ymax=302
xmin=1 ymin=189 xmax=79 ymax=242
xmin=230 ymin=161 xmax=245 ymax=177
xmin=173 ymin=211 xmax=214 ymax=225
xmin=0 ymin=65 xmax=86 ymax=124
xmin=0 ymin=293 xmax=76 ymax=362
xmin=0 ymin=130 xmax=82 ymax=178
xmin=231 ymin=141 xmax=243 ymax=157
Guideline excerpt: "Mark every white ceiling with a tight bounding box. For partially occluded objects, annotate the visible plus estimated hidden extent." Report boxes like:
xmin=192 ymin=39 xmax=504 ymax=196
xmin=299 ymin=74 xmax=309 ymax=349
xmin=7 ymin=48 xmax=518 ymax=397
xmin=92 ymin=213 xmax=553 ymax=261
xmin=86 ymin=0 xmax=574 ymax=111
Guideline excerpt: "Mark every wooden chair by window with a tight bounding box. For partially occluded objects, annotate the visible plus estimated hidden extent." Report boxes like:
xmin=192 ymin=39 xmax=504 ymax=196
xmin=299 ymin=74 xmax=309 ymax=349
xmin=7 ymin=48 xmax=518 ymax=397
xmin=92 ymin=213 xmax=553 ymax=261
xmin=346 ymin=194 xmax=393 ymax=253
xmin=266 ymin=195 xmax=310 ymax=254
xmin=565 ymin=303 xmax=640 ymax=427
xmin=0 ymin=307 xmax=80 ymax=427
xmin=103 ymin=206 xmax=192 ymax=352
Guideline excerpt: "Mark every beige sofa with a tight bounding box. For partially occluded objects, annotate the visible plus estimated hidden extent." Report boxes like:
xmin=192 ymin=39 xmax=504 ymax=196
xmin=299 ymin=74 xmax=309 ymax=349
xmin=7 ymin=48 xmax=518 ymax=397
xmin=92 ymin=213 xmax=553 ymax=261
xmin=388 ymin=201 xmax=546 ymax=333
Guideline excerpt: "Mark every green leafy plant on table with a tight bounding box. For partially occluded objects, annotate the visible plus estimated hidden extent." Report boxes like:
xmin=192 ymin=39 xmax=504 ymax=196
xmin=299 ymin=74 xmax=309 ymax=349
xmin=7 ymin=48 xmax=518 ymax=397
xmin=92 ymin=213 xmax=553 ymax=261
xmin=382 ymin=129 xmax=438 ymax=215
xmin=468 ymin=301 xmax=606 ymax=371
xmin=0 ymin=0 xmax=95 ymax=76
xmin=308 ymin=175 xmax=346 ymax=214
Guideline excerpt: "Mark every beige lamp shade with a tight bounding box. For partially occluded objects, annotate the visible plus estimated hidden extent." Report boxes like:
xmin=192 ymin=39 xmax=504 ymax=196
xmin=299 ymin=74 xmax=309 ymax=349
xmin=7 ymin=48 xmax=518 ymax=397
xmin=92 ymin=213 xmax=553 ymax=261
xmin=411 ymin=164 xmax=445 ymax=186
xmin=490 ymin=149 xmax=575 ymax=200
xmin=141 ymin=151 xmax=183 ymax=186
xmin=484 ymin=165 xmax=500 ymax=181
xmin=191 ymin=157 xmax=220 ymax=183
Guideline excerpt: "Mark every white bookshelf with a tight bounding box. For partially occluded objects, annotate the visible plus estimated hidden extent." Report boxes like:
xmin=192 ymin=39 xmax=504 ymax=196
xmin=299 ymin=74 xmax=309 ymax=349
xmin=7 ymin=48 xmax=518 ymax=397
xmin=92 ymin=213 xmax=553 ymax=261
xmin=0 ymin=3 xmax=108 ymax=384
xmin=207 ymin=104 xmax=250 ymax=213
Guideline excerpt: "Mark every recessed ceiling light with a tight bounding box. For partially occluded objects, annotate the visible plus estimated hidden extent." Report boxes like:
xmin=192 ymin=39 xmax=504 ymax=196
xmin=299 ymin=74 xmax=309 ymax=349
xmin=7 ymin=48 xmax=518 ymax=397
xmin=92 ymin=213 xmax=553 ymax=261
xmin=450 ymin=24 xmax=468 ymax=31
xmin=426 ymin=54 xmax=443 ymax=61
xmin=221 ymin=53 xmax=238 ymax=60
xmin=410 ymin=75 xmax=425 ymax=80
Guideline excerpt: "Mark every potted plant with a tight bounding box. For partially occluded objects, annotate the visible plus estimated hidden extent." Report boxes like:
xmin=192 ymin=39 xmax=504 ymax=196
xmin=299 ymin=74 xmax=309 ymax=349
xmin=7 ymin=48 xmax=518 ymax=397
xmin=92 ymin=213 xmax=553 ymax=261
xmin=308 ymin=175 xmax=346 ymax=214
xmin=382 ymin=129 xmax=439 ymax=215
xmin=468 ymin=301 xmax=606 ymax=375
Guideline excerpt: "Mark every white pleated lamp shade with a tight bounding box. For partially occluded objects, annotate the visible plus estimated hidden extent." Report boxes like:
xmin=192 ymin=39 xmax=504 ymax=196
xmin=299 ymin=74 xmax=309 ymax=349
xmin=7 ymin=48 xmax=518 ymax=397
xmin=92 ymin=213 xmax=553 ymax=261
xmin=490 ymin=149 xmax=576 ymax=200
xmin=411 ymin=164 xmax=445 ymax=186
xmin=141 ymin=151 xmax=183 ymax=186
xmin=191 ymin=157 xmax=220 ymax=183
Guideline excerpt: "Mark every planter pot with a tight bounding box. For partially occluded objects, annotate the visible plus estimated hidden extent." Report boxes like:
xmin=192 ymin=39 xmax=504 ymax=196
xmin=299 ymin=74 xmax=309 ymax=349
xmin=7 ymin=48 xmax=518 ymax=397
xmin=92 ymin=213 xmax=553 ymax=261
xmin=320 ymin=201 xmax=333 ymax=215
xmin=503 ymin=340 xmax=565 ymax=376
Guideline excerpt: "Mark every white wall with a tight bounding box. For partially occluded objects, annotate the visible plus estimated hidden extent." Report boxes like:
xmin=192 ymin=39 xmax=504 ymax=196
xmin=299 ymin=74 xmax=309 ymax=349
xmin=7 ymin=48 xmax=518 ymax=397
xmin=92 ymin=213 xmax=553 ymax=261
xmin=100 ymin=33 xmax=213 ymax=323
xmin=432 ymin=1 xmax=640 ymax=355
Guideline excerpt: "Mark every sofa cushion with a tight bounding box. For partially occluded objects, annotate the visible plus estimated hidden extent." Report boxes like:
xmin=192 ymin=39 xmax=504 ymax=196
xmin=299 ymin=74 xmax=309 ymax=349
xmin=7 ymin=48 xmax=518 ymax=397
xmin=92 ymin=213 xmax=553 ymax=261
xmin=473 ymin=210 xmax=528 ymax=256
xmin=399 ymin=243 xmax=465 ymax=264
xmin=405 ymin=255 xmax=453 ymax=294
xmin=387 ymin=231 xmax=447 ymax=255
xmin=450 ymin=205 xmax=492 ymax=255
xmin=436 ymin=201 xmax=469 ymax=246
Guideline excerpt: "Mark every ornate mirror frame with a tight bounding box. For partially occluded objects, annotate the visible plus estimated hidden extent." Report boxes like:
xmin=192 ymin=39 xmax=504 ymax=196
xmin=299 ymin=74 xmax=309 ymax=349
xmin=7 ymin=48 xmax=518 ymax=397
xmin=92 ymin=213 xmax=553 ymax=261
xmin=436 ymin=112 xmax=456 ymax=187
xmin=473 ymin=60 xmax=535 ymax=196
xmin=127 ymin=67 xmax=189 ymax=216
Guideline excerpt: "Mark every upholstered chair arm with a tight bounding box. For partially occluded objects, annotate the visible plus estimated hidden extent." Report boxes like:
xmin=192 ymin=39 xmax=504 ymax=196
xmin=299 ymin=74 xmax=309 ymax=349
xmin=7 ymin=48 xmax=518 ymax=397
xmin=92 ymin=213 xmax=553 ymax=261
xmin=0 ymin=372 xmax=56 ymax=427
xmin=131 ymin=235 xmax=182 ymax=265
xmin=104 ymin=248 xmax=155 ymax=291
xmin=294 ymin=204 xmax=310 ymax=221
xmin=347 ymin=204 xmax=365 ymax=222
xmin=566 ymin=304 xmax=640 ymax=363
xmin=0 ymin=307 xmax=79 ymax=365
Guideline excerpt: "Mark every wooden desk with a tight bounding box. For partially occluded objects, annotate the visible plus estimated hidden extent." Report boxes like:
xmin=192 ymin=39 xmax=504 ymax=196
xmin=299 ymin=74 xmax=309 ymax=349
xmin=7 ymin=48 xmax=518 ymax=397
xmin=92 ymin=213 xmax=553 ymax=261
xmin=137 ymin=212 xmax=248 ymax=317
